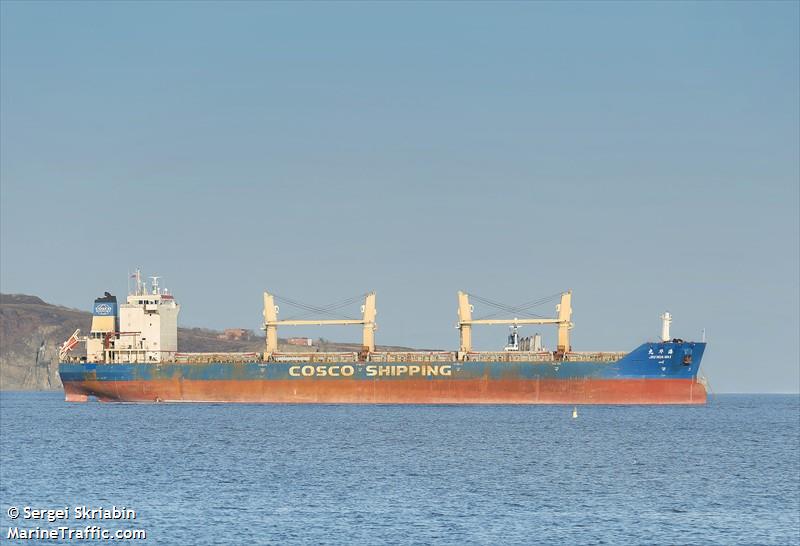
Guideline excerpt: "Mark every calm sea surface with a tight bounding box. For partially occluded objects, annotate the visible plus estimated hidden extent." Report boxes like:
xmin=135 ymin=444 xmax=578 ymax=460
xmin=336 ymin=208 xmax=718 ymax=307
xmin=1 ymin=393 xmax=798 ymax=545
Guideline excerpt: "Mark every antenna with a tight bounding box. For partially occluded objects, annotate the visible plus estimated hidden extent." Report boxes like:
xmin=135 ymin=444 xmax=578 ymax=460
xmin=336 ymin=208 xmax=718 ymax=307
xmin=150 ymin=276 xmax=161 ymax=295
xmin=135 ymin=269 xmax=143 ymax=295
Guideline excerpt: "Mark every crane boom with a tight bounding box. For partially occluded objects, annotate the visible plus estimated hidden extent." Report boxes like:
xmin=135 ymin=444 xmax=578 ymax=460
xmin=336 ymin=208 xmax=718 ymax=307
xmin=462 ymin=318 xmax=562 ymax=325
xmin=264 ymin=319 xmax=366 ymax=326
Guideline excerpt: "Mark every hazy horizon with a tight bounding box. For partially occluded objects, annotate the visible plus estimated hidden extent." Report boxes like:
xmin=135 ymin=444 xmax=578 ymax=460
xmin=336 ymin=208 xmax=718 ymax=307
xmin=1 ymin=1 xmax=798 ymax=393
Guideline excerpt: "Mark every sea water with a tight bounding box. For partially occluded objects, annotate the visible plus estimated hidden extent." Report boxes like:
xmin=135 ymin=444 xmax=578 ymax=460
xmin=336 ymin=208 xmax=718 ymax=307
xmin=1 ymin=393 xmax=798 ymax=545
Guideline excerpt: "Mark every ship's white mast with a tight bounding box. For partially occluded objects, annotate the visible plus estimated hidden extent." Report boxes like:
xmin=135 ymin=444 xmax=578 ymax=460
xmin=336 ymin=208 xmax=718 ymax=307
xmin=133 ymin=269 xmax=143 ymax=296
xmin=660 ymin=311 xmax=672 ymax=342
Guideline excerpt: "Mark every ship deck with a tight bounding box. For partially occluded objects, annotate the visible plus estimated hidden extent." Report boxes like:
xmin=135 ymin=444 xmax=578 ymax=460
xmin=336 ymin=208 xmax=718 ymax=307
xmin=63 ymin=350 xmax=628 ymax=365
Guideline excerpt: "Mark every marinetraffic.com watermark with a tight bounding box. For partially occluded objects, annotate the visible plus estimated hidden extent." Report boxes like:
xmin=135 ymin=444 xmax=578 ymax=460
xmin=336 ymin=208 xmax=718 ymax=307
xmin=6 ymin=505 xmax=146 ymax=541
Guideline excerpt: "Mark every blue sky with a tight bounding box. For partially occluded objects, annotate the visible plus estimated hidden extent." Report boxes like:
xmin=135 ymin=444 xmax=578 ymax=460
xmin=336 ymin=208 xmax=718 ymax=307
xmin=1 ymin=1 xmax=798 ymax=392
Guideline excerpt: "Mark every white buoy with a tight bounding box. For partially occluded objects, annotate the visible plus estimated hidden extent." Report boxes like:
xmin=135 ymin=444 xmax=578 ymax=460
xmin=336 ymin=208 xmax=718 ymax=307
xmin=572 ymin=406 xmax=578 ymax=419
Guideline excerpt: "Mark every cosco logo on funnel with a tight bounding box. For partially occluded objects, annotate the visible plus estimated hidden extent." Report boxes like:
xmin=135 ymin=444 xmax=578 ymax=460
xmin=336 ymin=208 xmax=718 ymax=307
xmin=95 ymin=304 xmax=113 ymax=315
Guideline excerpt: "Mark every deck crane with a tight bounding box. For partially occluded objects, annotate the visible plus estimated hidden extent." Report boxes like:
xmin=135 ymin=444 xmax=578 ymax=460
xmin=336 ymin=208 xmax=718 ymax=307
xmin=262 ymin=291 xmax=377 ymax=357
xmin=457 ymin=290 xmax=573 ymax=358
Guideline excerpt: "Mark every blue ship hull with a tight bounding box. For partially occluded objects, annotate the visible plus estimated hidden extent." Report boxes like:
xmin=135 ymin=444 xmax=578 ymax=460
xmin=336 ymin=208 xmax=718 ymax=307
xmin=59 ymin=342 xmax=707 ymax=404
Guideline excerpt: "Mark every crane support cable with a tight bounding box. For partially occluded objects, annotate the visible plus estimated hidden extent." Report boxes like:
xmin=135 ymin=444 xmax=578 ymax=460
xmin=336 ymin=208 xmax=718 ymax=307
xmin=272 ymin=292 xmax=370 ymax=321
xmin=470 ymin=291 xmax=562 ymax=313
xmin=468 ymin=291 xmax=564 ymax=321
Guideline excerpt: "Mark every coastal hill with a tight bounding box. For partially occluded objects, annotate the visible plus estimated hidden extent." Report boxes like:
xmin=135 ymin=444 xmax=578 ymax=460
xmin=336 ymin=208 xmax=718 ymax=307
xmin=0 ymin=294 xmax=417 ymax=391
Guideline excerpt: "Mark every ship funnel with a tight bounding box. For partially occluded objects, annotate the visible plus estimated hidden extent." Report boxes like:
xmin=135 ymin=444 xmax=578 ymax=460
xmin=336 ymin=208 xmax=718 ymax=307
xmin=87 ymin=293 xmax=118 ymax=362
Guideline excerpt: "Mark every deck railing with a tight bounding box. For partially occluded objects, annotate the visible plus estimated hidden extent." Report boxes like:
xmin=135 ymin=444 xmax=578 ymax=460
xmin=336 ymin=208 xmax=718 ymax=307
xmin=62 ymin=350 xmax=627 ymax=365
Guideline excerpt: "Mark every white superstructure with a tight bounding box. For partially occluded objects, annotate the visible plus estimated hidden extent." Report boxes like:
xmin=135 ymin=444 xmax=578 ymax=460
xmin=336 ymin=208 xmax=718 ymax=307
xmin=107 ymin=271 xmax=180 ymax=363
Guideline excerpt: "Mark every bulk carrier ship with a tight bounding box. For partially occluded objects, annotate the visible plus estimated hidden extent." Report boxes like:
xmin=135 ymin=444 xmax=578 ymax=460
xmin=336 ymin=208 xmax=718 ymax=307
xmin=58 ymin=272 xmax=708 ymax=404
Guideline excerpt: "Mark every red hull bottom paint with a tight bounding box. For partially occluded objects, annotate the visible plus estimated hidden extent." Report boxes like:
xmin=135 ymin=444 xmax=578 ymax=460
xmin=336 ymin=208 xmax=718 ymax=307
xmin=63 ymin=378 xmax=708 ymax=405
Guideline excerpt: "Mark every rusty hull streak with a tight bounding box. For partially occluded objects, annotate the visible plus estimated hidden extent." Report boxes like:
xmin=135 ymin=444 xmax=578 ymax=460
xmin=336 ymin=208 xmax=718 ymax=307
xmin=62 ymin=377 xmax=707 ymax=405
